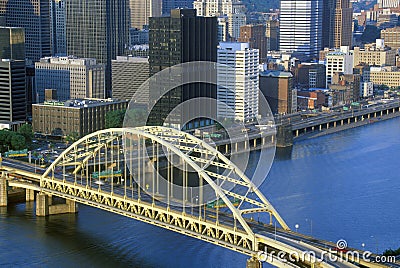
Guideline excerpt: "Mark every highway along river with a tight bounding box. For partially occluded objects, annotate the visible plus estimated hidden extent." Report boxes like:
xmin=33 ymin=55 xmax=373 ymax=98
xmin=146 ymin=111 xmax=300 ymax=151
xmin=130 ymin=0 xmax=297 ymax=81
xmin=1 ymin=117 xmax=399 ymax=267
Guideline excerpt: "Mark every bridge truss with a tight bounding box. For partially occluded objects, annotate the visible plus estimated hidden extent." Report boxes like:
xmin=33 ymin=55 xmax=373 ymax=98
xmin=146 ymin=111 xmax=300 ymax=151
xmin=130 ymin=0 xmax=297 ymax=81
xmin=39 ymin=126 xmax=289 ymax=256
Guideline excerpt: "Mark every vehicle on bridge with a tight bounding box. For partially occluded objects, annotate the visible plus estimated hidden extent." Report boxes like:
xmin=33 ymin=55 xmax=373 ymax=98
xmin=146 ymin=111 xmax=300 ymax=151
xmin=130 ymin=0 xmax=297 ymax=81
xmin=207 ymin=197 xmax=240 ymax=208
xmin=92 ymin=170 xmax=122 ymax=180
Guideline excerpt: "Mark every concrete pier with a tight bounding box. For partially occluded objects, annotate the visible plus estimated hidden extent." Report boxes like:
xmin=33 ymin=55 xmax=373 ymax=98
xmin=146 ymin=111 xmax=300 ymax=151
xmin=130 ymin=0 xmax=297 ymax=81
xmin=276 ymin=124 xmax=293 ymax=147
xmin=36 ymin=193 xmax=49 ymax=216
xmin=246 ymin=257 xmax=261 ymax=268
xmin=26 ymin=189 xmax=35 ymax=201
xmin=49 ymin=200 xmax=78 ymax=215
xmin=36 ymin=193 xmax=78 ymax=216
xmin=0 ymin=176 xmax=7 ymax=207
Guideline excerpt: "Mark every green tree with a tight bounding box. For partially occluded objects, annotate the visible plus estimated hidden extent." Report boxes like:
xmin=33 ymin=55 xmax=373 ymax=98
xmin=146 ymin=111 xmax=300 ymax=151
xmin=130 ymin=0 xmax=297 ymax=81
xmin=65 ymin=132 xmax=79 ymax=144
xmin=0 ymin=129 xmax=15 ymax=152
xmin=18 ymin=124 xmax=33 ymax=144
xmin=124 ymin=108 xmax=147 ymax=127
xmin=383 ymin=247 xmax=400 ymax=256
xmin=10 ymin=134 xmax=26 ymax=150
xmin=105 ymin=109 xmax=126 ymax=128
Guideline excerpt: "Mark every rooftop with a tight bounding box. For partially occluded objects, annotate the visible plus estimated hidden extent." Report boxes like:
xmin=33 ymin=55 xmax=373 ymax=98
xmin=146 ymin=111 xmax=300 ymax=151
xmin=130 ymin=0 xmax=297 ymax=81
xmin=34 ymin=98 xmax=128 ymax=108
xmin=260 ymin=70 xmax=293 ymax=78
xmin=38 ymin=56 xmax=99 ymax=66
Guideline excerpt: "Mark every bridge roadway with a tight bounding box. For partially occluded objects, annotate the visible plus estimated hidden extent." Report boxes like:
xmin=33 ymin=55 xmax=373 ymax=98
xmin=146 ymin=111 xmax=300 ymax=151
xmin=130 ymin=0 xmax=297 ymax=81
xmin=289 ymin=100 xmax=400 ymax=134
xmin=2 ymin=159 xmax=397 ymax=268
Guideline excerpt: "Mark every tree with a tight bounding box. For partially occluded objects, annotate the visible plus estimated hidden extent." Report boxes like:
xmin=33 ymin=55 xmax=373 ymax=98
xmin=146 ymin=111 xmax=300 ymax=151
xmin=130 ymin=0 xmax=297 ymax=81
xmin=105 ymin=110 xmax=126 ymax=128
xmin=124 ymin=108 xmax=147 ymax=127
xmin=0 ymin=129 xmax=16 ymax=152
xmin=0 ymin=130 xmax=10 ymax=152
xmin=18 ymin=124 xmax=33 ymax=144
xmin=10 ymin=134 xmax=26 ymax=150
xmin=383 ymin=247 xmax=400 ymax=256
xmin=65 ymin=132 xmax=79 ymax=144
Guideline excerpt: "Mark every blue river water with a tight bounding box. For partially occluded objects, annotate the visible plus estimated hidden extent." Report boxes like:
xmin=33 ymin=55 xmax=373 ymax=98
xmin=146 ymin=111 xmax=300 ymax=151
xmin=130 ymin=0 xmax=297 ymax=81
xmin=1 ymin=118 xmax=400 ymax=267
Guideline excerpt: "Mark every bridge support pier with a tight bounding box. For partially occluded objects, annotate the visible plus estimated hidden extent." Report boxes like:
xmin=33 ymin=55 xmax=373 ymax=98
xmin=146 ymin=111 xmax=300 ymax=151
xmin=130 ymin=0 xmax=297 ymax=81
xmin=36 ymin=193 xmax=78 ymax=217
xmin=26 ymin=189 xmax=35 ymax=201
xmin=246 ymin=256 xmax=261 ymax=268
xmin=36 ymin=193 xmax=49 ymax=216
xmin=276 ymin=124 xmax=293 ymax=147
xmin=0 ymin=176 xmax=8 ymax=207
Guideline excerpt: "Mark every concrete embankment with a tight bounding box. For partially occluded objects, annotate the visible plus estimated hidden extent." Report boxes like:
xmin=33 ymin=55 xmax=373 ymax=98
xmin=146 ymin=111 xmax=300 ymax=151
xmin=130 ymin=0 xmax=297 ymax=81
xmin=294 ymin=110 xmax=400 ymax=141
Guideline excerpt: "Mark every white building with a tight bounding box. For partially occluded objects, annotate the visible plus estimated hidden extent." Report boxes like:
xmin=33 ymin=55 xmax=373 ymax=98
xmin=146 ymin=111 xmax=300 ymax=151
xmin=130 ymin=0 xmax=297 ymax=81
xmin=361 ymin=82 xmax=374 ymax=98
xmin=279 ymin=0 xmax=323 ymax=59
xmin=217 ymin=16 xmax=228 ymax=42
xmin=377 ymin=0 xmax=400 ymax=8
xmin=325 ymin=46 xmax=354 ymax=88
xmin=217 ymin=42 xmax=259 ymax=122
xmin=35 ymin=56 xmax=105 ymax=103
xmin=194 ymin=0 xmax=246 ymax=40
xmin=193 ymin=0 xmax=245 ymax=17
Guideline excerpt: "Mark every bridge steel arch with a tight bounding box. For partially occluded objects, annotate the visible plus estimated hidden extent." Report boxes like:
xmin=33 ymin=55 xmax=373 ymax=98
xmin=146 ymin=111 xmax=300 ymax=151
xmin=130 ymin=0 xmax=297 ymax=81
xmin=39 ymin=127 xmax=290 ymax=260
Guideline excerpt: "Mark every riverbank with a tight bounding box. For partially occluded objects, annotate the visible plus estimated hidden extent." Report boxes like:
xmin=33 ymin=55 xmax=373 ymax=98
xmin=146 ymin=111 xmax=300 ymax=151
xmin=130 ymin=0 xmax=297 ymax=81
xmin=294 ymin=109 xmax=400 ymax=141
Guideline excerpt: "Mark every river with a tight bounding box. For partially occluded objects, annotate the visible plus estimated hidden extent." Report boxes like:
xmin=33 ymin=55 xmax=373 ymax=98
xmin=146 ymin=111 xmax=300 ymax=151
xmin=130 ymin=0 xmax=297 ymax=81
xmin=1 ymin=118 xmax=399 ymax=267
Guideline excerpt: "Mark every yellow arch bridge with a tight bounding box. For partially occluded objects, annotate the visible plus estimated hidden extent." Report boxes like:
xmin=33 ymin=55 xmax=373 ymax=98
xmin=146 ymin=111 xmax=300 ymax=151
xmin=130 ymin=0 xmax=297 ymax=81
xmin=0 ymin=127 xmax=385 ymax=268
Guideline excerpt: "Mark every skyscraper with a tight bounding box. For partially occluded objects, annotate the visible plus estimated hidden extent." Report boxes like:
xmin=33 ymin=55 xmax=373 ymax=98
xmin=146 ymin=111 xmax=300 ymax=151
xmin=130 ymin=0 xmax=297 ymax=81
xmin=0 ymin=59 xmax=26 ymax=122
xmin=112 ymin=56 xmax=149 ymax=101
xmin=217 ymin=16 xmax=229 ymax=42
xmin=50 ymin=0 xmax=66 ymax=55
xmin=279 ymin=0 xmax=323 ymax=59
xmin=217 ymin=42 xmax=259 ymax=122
xmin=0 ymin=0 xmax=51 ymax=62
xmin=149 ymin=9 xmax=217 ymax=128
xmin=322 ymin=0 xmax=352 ymax=49
xmin=129 ymin=0 xmax=162 ymax=29
xmin=266 ymin=20 xmax=279 ymax=51
xmin=65 ymin=0 xmax=129 ymax=94
xmin=238 ymin=24 xmax=268 ymax=62
xmin=0 ymin=26 xmax=25 ymax=60
xmin=227 ymin=13 xmax=246 ymax=40
xmin=322 ymin=0 xmax=335 ymax=49
xmin=194 ymin=0 xmax=246 ymax=40
xmin=162 ymin=0 xmax=193 ymax=16
xmin=333 ymin=0 xmax=352 ymax=48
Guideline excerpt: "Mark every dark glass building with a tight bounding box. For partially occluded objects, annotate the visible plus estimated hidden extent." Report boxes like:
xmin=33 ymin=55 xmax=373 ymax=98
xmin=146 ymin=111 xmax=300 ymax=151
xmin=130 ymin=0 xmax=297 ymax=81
xmin=148 ymin=9 xmax=217 ymax=128
xmin=65 ymin=0 xmax=129 ymax=96
xmin=162 ymin=0 xmax=194 ymax=16
xmin=0 ymin=0 xmax=51 ymax=62
xmin=0 ymin=60 xmax=26 ymax=122
xmin=0 ymin=26 xmax=25 ymax=60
